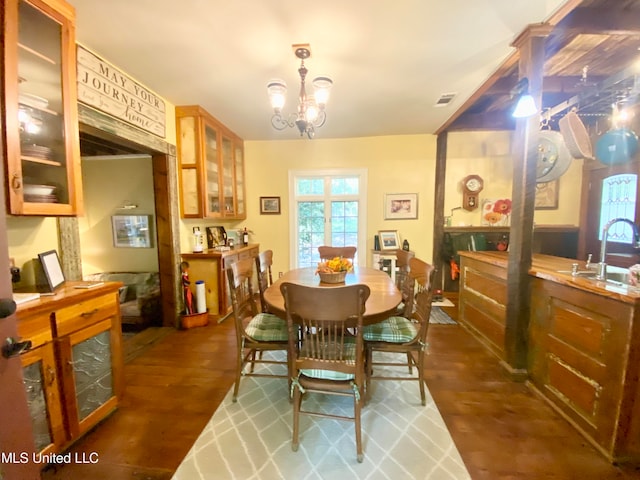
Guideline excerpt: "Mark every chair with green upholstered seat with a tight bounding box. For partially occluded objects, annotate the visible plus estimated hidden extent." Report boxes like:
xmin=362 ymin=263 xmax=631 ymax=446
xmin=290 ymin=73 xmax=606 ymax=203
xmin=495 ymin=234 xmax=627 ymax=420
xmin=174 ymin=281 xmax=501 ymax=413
xmin=255 ymin=249 xmax=275 ymax=313
xmin=227 ymin=257 xmax=289 ymax=401
xmin=363 ymin=257 xmax=435 ymax=405
xmin=280 ymin=281 xmax=370 ymax=463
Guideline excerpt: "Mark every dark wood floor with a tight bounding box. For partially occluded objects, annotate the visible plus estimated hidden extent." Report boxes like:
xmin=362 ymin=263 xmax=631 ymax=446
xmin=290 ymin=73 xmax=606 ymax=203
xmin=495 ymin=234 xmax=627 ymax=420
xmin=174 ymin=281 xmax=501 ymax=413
xmin=42 ymin=304 xmax=640 ymax=480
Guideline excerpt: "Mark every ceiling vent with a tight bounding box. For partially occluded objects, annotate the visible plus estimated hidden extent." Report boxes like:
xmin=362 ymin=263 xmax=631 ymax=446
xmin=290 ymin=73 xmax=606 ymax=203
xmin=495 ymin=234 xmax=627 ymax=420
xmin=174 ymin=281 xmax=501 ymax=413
xmin=434 ymin=92 xmax=457 ymax=107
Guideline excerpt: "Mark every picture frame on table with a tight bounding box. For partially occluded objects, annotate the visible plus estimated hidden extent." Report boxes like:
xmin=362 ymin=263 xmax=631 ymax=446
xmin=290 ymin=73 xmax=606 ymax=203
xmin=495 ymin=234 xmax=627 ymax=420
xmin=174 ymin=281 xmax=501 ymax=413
xmin=378 ymin=230 xmax=400 ymax=250
xmin=384 ymin=193 xmax=418 ymax=219
xmin=260 ymin=196 xmax=281 ymax=214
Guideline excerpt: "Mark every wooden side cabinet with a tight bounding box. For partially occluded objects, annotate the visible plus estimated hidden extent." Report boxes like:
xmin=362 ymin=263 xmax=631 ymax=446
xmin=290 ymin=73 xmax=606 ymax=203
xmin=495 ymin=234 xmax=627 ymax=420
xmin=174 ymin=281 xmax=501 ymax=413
xmin=176 ymin=105 xmax=246 ymax=219
xmin=2 ymin=0 xmax=84 ymax=215
xmin=182 ymin=244 xmax=259 ymax=320
xmin=16 ymin=283 xmax=123 ymax=459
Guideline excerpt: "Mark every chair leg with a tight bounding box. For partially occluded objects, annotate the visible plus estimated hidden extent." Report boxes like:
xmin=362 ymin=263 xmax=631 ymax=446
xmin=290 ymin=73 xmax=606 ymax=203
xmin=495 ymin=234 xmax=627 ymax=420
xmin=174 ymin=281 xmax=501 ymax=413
xmin=355 ymin=384 xmax=364 ymax=463
xmin=365 ymin=347 xmax=373 ymax=403
xmin=406 ymin=352 xmax=413 ymax=373
xmin=291 ymin=385 xmax=301 ymax=452
xmin=418 ymin=350 xmax=426 ymax=406
xmin=233 ymin=348 xmax=244 ymax=402
xmin=249 ymin=350 xmax=257 ymax=373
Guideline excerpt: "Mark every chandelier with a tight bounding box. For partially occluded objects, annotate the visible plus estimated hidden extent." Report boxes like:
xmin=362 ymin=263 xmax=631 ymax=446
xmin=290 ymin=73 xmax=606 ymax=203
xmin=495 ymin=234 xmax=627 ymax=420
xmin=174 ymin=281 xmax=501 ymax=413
xmin=267 ymin=45 xmax=333 ymax=139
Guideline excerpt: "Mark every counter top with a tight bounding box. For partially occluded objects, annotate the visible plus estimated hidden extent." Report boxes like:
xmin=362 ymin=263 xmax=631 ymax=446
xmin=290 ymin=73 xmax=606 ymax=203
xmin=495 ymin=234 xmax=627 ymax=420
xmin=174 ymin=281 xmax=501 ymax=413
xmin=459 ymin=251 xmax=640 ymax=304
xmin=16 ymin=281 xmax=123 ymax=317
xmin=181 ymin=243 xmax=259 ymax=259
xmin=444 ymin=224 xmax=578 ymax=233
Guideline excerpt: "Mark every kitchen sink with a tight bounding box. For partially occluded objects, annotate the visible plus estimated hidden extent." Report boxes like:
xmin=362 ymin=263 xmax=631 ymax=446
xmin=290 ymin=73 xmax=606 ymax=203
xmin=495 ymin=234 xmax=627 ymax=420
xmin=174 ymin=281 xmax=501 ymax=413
xmin=557 ymin=266 xmax=632 ymax=286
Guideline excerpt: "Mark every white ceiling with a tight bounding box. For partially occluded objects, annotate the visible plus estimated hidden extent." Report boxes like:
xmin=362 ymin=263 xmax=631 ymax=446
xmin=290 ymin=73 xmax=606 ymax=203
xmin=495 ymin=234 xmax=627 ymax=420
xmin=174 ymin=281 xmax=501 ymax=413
xmin=71 ymin=0 xmax=569 ymax=141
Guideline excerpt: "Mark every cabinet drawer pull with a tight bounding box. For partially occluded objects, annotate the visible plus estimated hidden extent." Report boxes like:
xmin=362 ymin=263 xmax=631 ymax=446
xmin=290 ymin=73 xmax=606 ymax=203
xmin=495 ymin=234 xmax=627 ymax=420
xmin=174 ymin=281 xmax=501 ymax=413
xmin=80 ymin=308 xmax=99 ymax=317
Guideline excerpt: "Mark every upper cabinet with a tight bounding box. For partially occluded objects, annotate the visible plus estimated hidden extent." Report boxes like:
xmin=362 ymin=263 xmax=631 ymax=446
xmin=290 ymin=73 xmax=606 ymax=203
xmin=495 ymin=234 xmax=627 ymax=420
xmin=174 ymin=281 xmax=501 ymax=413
xmin=2 ymin=0 xmax=84 ymax=215
xmin=176 ymin=105 xmax=246 ymax=219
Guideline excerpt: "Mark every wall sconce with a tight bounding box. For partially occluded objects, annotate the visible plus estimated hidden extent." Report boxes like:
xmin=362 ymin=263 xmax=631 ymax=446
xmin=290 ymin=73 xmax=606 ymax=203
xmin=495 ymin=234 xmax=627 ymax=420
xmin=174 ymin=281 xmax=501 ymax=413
xmin=511 ymin=77 xmax=538 ymax=118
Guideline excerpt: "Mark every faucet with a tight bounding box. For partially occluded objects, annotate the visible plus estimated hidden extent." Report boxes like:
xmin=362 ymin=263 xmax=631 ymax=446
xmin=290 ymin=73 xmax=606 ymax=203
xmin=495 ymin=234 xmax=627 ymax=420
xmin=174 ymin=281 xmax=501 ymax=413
xmin=597 ymin=218 xmax=640 ymax=280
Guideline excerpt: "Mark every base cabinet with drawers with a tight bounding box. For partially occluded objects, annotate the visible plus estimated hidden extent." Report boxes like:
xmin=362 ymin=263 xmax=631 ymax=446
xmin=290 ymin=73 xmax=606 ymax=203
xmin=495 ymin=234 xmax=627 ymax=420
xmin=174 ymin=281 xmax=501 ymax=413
xmin=182 ymin=244 xmax=259 ymax=320
xmin=16 ymin=282 xmax=124 ymax=459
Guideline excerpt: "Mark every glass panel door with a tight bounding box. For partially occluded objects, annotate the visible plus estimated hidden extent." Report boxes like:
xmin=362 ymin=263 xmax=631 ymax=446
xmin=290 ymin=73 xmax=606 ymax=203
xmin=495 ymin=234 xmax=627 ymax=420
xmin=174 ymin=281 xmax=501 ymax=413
xmin=204 ymin=124 xmax=220 ymax=215
xmin=18 ymin=0 xmax=68 ymax=205
xmin=72 ymin=330 xmax=113 ymax=421
xmin=291 ymin=170 xmax=367 ymax=268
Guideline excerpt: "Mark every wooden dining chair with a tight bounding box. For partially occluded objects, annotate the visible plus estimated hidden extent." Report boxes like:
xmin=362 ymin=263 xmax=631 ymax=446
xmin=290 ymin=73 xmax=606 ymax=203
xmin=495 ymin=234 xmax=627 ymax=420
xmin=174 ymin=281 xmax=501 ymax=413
xmin=318 ymin=245 xmax=357 ymax=261
xmin=363 ymin=257 xmax=435 ymax=405
xmin=227 ymin=257 xmax=289 ymax=402
xmin=280 ymin=281 xmax=371 ymax=463
xmin=255 ymin=249 xmax=274 ymax=313
xmin=394 ymin=249 xmax=415 ymax=317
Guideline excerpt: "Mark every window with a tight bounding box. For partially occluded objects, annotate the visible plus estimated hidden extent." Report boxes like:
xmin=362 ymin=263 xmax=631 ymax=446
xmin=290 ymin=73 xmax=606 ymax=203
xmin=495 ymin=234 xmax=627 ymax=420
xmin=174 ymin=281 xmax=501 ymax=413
xmin=598 ymin=173 xmax=637 ymax=244
xmin=289 ymin=169 xmax=367 ymax=268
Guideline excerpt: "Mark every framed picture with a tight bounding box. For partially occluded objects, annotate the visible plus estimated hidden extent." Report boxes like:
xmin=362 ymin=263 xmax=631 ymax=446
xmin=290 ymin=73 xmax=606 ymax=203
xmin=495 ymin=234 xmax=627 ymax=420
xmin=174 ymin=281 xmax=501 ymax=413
xmin=260 ymin=196 xmax=281 ymax=214
xmin=378 ymin=230 xmax=400 ymax=250
xmin=37 ymin=250 xmax=65 ymax=292
xmin=535 ymin=180 xmax=559 ymax=210
xmin=111 ymin=215 xmax=153 ymax=248
xmin=384 ymin=193 xmax=418 ymax=219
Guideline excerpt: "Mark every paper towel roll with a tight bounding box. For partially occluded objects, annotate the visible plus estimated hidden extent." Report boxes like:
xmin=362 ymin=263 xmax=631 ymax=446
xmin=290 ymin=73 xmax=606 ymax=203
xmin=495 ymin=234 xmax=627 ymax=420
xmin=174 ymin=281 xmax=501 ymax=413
xmin=195 ymin=280 xmax=207 ymax=313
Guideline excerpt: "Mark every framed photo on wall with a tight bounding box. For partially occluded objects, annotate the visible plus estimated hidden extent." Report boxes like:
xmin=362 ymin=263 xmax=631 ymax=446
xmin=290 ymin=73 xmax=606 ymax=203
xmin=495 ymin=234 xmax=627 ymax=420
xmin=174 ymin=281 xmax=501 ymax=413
xmin=384 ymin=193 xmax=418 ymax=219
xmin=535 ymin=180 xmax=559 ymax=210
xmin=260 ymin=196 xmax=281 ymax=214
xmin=111 ymin=215 xmax=153 ymax=248
xmin=378 ymin=230 xmax=400 ymax=250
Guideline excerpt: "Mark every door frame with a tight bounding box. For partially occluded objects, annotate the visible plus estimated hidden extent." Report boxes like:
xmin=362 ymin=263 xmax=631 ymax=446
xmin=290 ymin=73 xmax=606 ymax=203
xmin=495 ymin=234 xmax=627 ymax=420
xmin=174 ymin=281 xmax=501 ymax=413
xmin=77 ymin=105 xmax=182 ymax=327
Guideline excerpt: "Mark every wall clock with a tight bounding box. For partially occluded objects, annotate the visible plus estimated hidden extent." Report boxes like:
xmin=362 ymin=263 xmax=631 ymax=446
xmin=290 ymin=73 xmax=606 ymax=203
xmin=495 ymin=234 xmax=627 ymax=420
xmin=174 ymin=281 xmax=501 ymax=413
xmin=462 ymin=174 xmax=483 ymax=211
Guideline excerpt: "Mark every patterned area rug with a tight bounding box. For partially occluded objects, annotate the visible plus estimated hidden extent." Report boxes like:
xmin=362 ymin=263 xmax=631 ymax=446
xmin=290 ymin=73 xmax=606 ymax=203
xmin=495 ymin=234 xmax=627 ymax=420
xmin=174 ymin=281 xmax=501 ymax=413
xmin=429 ymin=307 xmax=457 ymax=325
xmin=172 ymin=353 xmax=470 ymax=480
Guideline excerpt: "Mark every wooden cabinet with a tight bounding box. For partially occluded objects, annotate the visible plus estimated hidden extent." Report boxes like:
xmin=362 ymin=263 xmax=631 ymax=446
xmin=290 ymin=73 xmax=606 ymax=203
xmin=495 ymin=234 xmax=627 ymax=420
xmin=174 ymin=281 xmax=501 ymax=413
xmin=182 ymin=244 xmax=259 ymax=319
xmin=16 ymin=283 xmax=123 ymax=458
xmin=458 ymin=251 xmax=640 ymax=463
xmin=371 ymin=250 xmax=398 ymax=283
xmin=2 ymin=0 xmax=84 ymax=215
xmin=176 ymin=105 xmax=246 ymax=219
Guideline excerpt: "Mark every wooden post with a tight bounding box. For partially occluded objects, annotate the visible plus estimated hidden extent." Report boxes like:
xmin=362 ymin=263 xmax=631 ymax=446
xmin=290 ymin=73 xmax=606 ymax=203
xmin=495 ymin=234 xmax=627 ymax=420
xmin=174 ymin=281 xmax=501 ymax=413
xmin=432 ymin=131 xmax=448 ymax=291
xmin=503 ymin=24 xmax=552 ymax=377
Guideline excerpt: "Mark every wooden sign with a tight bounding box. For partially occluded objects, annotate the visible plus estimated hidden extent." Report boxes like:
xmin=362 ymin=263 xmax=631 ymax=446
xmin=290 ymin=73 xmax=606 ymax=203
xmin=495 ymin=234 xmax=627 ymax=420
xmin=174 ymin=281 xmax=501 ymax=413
xmin=77 ymin=46 xmax=166 ymax=137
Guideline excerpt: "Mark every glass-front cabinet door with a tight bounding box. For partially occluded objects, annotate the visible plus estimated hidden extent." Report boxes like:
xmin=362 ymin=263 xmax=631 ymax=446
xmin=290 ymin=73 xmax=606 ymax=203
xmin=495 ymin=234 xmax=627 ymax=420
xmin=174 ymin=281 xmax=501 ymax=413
xmin=21 ymin=344 xmax=66 ymax=455
xmin=3 ymin=0 xmax=83 ymax=215
xmin=204 ymin=123 xmax=221 ymax=216
xmin=176 ymin=105 xmax=246 ymax=219
xmin=235 ymin=143 xmax=246 ymax=218
xmin=221 ymin=134 xmax=235 ymax=216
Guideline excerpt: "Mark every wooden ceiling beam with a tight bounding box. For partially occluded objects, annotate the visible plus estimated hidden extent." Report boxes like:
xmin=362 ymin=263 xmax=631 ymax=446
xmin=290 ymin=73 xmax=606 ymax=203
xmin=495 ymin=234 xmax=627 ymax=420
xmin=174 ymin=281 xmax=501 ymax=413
xmin=435 ymin=0 xmax=583 ymax=134
xmin=558 ymin=7 xmax=640 ymax=35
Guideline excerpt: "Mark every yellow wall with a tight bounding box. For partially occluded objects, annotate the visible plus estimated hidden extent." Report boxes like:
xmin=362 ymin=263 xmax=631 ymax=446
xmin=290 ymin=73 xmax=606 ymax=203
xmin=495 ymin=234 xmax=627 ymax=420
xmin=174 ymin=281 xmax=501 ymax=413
xmin=240 ymin=135 xmax=437 ymax=276
xmin=444 ymin=131 xmax=582 ymax=227
xmin=79 ymin=156 xmax=158 ymax=275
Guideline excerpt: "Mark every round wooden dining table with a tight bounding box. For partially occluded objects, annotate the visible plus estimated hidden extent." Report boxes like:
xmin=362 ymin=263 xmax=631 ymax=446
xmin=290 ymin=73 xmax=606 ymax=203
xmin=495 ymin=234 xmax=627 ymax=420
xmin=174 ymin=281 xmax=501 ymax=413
xmin=264 ymin=266 xmax=401 ymax=324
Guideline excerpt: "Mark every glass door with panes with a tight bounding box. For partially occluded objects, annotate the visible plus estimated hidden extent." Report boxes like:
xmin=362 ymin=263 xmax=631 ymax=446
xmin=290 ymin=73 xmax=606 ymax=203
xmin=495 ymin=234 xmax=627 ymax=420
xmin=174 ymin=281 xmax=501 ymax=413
xmin=290 ymin=170 xmax=367 ymax=268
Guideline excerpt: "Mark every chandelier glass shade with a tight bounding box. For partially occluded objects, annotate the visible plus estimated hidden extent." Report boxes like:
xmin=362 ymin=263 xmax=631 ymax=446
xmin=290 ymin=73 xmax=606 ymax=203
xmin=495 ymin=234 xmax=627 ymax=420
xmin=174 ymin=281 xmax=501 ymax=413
xmin=267 ymin=46 xmax=333 ymax=138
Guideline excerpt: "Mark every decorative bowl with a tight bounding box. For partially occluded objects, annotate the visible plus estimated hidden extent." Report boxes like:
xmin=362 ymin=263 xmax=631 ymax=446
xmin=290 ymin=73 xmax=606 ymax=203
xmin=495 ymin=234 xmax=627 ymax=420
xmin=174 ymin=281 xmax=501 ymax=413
xmin=318 ymin=271 xmax=347 ymax=284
